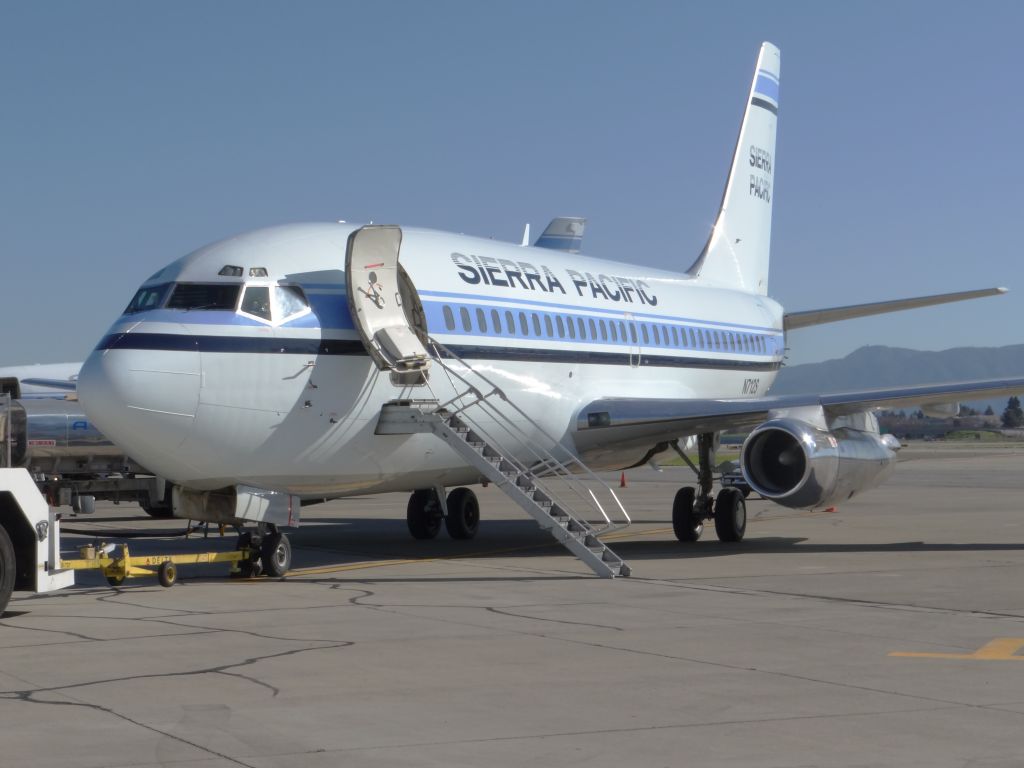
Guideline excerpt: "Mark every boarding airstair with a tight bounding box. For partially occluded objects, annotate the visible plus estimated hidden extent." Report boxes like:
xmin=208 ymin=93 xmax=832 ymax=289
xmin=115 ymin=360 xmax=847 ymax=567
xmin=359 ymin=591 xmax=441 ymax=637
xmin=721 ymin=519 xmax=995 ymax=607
xmin=346 ymin=225 xmax=631 ymax=578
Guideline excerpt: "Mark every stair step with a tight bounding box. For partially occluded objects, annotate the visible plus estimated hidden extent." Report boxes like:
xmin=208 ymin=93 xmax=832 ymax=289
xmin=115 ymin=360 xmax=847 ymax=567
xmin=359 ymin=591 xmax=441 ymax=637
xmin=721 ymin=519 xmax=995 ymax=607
xmin=412 ymin=399 xmax=629 ymax=579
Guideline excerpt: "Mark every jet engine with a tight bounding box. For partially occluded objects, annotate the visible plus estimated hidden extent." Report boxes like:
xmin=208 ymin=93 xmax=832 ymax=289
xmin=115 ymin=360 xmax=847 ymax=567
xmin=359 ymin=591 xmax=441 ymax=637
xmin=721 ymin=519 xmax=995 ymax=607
xmin=740 ymin=413 xmax=899 ymax=509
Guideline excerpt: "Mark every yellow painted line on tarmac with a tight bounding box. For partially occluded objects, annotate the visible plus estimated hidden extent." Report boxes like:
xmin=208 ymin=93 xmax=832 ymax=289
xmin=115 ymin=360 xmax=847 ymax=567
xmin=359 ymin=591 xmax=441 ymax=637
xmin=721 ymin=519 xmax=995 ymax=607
xmin=286 ymin=525 xmax=677 ymax=577
xmin=890 ymin=638 xmax=1024 ymax=661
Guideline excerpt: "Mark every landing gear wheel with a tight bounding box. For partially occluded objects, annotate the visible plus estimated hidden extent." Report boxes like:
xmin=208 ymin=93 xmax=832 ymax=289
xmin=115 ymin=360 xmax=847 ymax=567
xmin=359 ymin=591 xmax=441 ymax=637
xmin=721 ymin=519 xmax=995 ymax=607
xmin=0 ymin=526 xmax=15 ymax=615
xmin=158 ymin=561 xmax=177 ymax=588
xmin=407 ymin=489 xmax=443 ymax=540
xmin=445 ymin=487 xmax=480 ymax=540
xmin=233 ymin=532 xmax=262 ymax=578
xmin=714 ymin=487 xmax=747 ymax=542
xmin=672 ymin=487 xmax=703 ymax=542
xmin=106 ymin=573 xmax=126 ymax=587
xmin=261 ymin=532 xmax=292 ymax=577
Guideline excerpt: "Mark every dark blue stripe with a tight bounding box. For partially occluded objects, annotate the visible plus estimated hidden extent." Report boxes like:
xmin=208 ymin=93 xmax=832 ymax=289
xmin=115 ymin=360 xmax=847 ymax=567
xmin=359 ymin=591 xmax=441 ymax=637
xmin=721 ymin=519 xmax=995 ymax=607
xmin=97 ymin=333 xmax=363 ymax=356
xmin=94 ymin=333 xmax=780 ymax=371
xmin=751 ymin=97 xmax=778 ymax=116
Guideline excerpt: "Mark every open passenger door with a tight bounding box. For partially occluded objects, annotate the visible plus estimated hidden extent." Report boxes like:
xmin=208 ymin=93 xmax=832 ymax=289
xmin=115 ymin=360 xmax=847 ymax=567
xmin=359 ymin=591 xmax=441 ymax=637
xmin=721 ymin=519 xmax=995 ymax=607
xmin=345 ymin=226 xmax=430 ymax=374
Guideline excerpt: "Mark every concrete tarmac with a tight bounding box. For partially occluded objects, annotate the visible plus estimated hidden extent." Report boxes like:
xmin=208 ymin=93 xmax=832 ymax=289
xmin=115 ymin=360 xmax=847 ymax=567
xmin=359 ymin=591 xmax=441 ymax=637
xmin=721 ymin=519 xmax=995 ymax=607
xmin=3 ymin=444 xmax=1024 ymax=767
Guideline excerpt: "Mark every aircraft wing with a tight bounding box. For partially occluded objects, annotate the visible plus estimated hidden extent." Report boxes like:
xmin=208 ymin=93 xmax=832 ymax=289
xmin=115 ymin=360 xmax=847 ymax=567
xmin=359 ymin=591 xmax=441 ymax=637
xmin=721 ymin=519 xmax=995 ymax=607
xmin=572 ymin=377 xmax=1024 ymax=459
xmin=784 ymin=287 xmax=1007 ymax=330
xmin=20 ymin=377 xmax=77 ymax=391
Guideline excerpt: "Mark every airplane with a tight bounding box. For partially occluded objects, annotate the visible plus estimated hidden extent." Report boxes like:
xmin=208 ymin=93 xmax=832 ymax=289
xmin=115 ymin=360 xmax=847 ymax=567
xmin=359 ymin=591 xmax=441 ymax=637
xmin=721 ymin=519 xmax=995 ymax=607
xmin=0 ymin=362 xmax=80 ymax=400
xmin=76 ymin=42 xmax=1024 ymax=578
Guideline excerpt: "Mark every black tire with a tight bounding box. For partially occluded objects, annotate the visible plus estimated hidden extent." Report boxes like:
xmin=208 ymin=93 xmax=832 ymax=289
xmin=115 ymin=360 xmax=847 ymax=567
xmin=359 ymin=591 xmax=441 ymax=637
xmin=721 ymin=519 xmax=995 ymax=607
xmin=261 ymin=532 xmax=292 ymax=577
xmin=0 ymin=526 xmax=15 ymax=615
xmin=106 ymin=573 xmax=126 ymax=587
xmin=141 ymin=486 xmax=175 ymax=519
xmin=445 ymin=487 xmax=480 ymax=540
xmin=407 ymin=489 xmax=442 ymax=540
xmin=672 ymin=487 xmax=703 ymax=542
xmin=158 ymin=561 xmax=177 ymax=588
xmin=714 ymin=487 xmax=747 ymax=542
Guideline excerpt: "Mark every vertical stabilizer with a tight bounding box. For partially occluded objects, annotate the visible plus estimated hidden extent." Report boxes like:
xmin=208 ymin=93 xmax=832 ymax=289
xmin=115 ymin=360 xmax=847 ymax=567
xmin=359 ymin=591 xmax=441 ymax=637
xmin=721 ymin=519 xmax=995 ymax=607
xmin=688 ymin=42 xmax=780 ymax=294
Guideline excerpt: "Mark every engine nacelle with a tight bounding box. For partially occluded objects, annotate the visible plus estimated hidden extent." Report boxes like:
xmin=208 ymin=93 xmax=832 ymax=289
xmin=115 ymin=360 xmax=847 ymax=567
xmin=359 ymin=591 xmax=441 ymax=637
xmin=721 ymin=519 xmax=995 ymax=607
xmin=740 ymin=418 xmax=898 ymax=509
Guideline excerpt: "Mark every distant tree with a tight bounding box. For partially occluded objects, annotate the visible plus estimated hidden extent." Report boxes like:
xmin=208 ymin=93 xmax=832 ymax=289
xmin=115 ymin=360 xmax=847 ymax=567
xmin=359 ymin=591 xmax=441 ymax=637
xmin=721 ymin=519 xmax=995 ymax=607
xmin=962 ymin=406 xmax=978 ymax=416
xmin=914 ymin=409 xmax=925 ymax=420
xmin=984 ymin=405 xmax=995 ymax=416
xmin=1001 ymin=396 xmax=1024 ymax=428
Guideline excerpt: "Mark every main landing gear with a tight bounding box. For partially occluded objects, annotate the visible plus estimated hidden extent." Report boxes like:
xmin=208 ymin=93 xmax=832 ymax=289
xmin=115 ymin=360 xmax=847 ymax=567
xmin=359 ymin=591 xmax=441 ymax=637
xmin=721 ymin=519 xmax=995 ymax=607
xmin=671 ymin=432 xmax=747 ymax=544
xmin=235 ymin=523 xmax=293 ymax=578
xmin=407 ymin=486 xmax=480 ymax=541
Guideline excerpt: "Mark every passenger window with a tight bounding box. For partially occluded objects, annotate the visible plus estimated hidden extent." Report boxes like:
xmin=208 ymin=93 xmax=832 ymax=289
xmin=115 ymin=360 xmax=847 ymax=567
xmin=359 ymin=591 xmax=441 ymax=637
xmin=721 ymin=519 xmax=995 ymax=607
xmin=240 ymin=286 xmax=272 ymax=320
xmin=532 ymin=314 xmax=542 ymax=336
xmin=599 ymin=319 xmax=608 ymax=341
xmin=609 ymin=321 xmax=618 ymax=342
xmin=628 ymin=323 xmax=637 ymax=344
xmin=556 ymin=316 xmax=566 ymax=338
xmin=545 ymin=315 xmax=554 ymax=337
xmin=460 ymin=307 xmax=472 ymax=332
xmin=273 ymin=285 xmax=310 ymax=321
xmin=672 ymin=327 xmax=679 ymax=346
xmin=566 ymin=317 xmax=576 ymax=339
xmin=506 ymin=311 xmax=516 ymax=335
xmin=589 ymin=318 xmax=597 ymax=339
xmin=576 ymin=317 xmax=586 ymax=339
xmin=519 ymin=312 xmax=529 ymax=335
xmin=652 ymin=325 xmax=660 ymax=345
xmin=443 ymin=305 xmax=456 ymax=331
xmin=167 ymin=283 xmax=241 ymax=311
xmin=688 ymin=328 xmax=695 ymax=347
xmin=476 ymin=308 xmax=488 ymax=333
xmin=641 ymin=325 xmax=650 ymax=344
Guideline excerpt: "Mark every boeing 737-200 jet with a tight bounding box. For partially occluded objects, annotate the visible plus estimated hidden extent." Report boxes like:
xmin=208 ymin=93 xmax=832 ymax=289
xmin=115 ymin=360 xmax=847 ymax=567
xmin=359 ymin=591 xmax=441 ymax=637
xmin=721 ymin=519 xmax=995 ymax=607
xmin=77 ymin=43 xmax=1024 ymax=577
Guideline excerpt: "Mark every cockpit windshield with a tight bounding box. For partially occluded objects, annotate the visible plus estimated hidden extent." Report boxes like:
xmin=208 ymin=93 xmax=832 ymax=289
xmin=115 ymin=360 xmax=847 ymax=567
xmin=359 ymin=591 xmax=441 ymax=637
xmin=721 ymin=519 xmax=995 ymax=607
xmin=124 ymin=283 xmax=172 ymax=314
xmin=122 ymin=280 xmax=309 ymax=323
xmin=166 ymin=283 xmax=242 ymax=311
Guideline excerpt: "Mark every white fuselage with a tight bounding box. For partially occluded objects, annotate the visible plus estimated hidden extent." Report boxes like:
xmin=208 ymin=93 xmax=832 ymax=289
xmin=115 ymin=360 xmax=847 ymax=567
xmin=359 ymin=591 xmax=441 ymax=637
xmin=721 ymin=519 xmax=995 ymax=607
xmin=78 ymin=223 xmax=785 ymax=496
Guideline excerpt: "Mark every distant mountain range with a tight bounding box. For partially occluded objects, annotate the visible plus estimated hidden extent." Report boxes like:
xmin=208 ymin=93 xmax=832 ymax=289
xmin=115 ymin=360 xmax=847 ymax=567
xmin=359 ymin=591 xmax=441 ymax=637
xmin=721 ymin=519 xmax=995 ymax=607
xmin=770 ymin=345 xmax=1024 ymax=412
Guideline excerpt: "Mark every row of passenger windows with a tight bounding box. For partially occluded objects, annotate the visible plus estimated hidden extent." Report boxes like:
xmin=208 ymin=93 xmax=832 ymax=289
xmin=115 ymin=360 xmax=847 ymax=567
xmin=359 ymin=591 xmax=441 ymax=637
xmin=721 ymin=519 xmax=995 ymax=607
xmin=439 ymin=305 xmax=771 ymax=354
xmin=124 ymin=282 xmax=310 ymax=323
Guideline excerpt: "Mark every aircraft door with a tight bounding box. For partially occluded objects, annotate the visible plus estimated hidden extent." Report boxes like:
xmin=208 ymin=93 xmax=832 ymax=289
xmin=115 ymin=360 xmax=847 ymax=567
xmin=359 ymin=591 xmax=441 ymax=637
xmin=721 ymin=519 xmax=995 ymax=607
xmin=345 ymin=226 xmax=430 ymax=374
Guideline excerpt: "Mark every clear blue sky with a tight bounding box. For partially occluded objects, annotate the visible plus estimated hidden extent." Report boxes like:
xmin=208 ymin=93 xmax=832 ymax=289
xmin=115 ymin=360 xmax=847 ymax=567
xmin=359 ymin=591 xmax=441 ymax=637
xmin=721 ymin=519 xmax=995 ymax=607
xmin=2 ymin=1 xmax=1021 ymax=366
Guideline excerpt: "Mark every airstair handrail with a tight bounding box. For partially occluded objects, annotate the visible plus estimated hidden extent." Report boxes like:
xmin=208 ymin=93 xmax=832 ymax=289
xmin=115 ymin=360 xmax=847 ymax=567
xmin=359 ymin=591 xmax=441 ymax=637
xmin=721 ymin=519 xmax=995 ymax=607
xmin=423 ymin=338 xmax=630 ymax=529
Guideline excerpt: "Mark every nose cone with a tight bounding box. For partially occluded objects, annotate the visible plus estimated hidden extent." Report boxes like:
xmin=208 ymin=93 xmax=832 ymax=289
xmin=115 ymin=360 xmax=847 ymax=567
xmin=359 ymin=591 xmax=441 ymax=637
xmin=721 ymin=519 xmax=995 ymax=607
xmin=78 ymin=340 xmax=202 ymax=478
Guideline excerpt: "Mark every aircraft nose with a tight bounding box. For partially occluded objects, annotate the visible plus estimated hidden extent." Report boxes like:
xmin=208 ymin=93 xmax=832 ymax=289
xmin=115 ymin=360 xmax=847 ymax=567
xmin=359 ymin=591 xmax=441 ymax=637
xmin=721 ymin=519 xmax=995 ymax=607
xmin=78 ymin=336 xmax=202 ymax=466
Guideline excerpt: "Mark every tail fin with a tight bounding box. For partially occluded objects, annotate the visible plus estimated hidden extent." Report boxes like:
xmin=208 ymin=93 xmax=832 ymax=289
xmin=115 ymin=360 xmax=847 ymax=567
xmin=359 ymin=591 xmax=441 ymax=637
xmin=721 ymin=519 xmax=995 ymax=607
xmin=688 ymin=42 xmax=780 ymax=294
xmin=534 ymin=217 xmax=586 ymax=254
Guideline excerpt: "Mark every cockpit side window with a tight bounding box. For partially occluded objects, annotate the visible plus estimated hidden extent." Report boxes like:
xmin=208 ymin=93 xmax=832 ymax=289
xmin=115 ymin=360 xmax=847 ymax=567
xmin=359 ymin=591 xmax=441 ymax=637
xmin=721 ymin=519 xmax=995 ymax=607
xmin=273 ymin=285 xmax=309 ymax=321
xmin=166 ymin=283 xmax=241 ymax=311
xmin=124 ymin=283 xmax=172 ymax=314
xmin=240 ymin=286 xmax=272 ymax=321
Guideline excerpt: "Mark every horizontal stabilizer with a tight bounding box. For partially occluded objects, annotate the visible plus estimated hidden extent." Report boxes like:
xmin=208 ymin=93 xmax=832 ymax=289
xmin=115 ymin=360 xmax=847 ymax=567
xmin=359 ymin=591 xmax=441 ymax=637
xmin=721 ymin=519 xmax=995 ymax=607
xmin=534 ymin=217 xmax=586 ymax=253
xmin=784 ymin=287 xmax=1007 ymax=331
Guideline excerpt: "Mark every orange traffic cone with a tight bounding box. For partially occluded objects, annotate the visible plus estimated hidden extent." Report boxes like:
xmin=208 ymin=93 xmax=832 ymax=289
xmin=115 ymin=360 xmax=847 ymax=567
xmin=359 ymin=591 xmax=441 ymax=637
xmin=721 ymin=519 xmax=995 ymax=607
xmin=620 ymin=472 xmax=627 ymax=488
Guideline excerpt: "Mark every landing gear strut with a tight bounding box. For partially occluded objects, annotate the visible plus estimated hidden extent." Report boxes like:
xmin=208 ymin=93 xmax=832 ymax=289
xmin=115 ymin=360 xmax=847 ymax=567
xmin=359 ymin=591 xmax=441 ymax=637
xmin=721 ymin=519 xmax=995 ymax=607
xmin=671 ymin=432 xmax=746 ymax=543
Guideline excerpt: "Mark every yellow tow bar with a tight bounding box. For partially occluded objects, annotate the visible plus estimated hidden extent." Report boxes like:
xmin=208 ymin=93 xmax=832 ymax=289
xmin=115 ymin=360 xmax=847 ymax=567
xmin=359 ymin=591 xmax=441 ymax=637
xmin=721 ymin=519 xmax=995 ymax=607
xmin=61 ymin=543 xmax=252 ymax=588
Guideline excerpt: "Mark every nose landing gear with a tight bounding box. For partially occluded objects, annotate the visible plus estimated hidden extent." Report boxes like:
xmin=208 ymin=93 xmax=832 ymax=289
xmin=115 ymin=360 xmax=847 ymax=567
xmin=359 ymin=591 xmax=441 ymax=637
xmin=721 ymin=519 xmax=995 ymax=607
xmin=234 ymin=524 xmax=293 ymax=578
